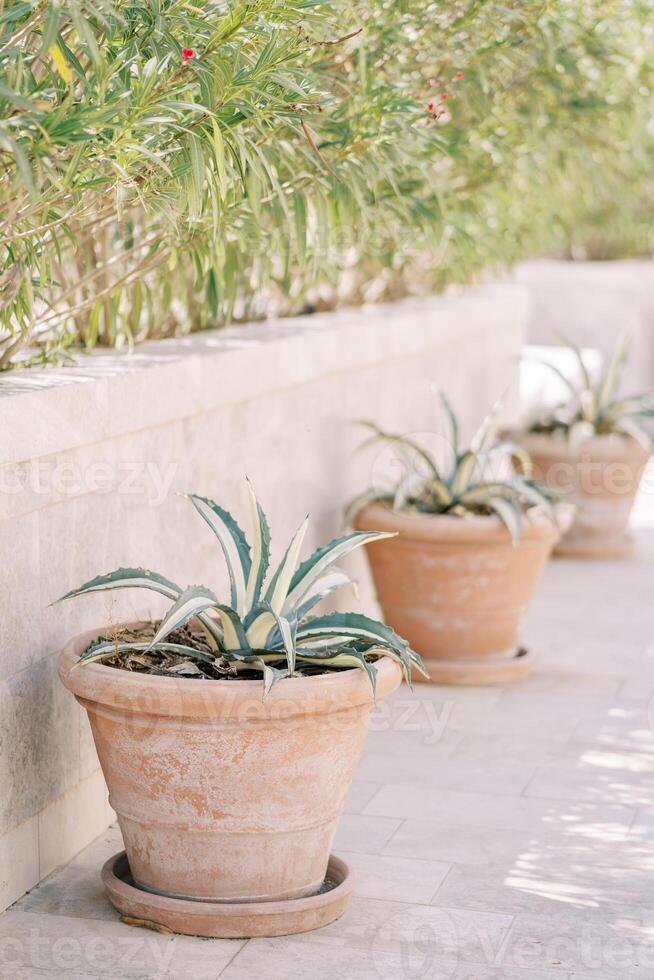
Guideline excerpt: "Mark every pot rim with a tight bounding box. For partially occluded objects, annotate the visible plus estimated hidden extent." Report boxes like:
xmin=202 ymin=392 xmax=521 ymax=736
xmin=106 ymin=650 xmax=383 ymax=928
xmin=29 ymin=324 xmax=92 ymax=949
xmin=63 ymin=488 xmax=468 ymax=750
xmin=354 ymin=501 xmax=560 ymax=544
xmin=519 ymin=430 xmax=650 ymax=462
xmin=59 ymin=623 xmax=402 ymax=720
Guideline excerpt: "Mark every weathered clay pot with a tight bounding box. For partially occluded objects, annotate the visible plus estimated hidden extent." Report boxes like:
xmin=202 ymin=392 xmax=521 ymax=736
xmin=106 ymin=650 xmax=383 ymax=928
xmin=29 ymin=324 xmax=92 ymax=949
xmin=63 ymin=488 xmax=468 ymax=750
xmin=520 ymin=433 xmax=649 ymax=558
xmin=59 ymin=627 xmax=401 ymax=903
xmin=355 ymin=505 xmax=558 ymax=678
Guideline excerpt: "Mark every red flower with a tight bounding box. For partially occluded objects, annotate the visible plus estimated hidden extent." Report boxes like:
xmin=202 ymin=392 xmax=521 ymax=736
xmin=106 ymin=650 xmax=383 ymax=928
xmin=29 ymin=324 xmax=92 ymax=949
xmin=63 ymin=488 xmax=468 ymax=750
xmin=182 ymin=48 xmax=195 ymax=62
xmin=429 ymin=77 xmax=440 ymax=87
xmin=453 ymin=70 xmax=464 ymax=81
xmin=427 ymin=101 xmax=436 ymax=113
xmin=440 ymin=92 xmax=449 ymax=102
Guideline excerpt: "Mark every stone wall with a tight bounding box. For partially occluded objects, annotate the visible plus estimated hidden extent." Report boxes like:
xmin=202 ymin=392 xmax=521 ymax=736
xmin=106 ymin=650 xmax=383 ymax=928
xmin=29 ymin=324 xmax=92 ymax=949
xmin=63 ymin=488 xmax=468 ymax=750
xmin=0 ymin=285 xmax=525 ymax=910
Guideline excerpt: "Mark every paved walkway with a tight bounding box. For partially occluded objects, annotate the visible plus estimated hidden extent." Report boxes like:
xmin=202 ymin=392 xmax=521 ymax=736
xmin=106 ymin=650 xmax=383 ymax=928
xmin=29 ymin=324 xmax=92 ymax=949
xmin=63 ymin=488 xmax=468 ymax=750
xmin=3 ymin=527 xmax=654 ymax=979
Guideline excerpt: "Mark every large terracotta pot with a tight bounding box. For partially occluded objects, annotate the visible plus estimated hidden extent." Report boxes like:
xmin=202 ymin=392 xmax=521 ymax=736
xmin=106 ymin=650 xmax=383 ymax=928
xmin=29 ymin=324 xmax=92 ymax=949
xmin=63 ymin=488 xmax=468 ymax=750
xmin=355 ymin=505 xmax=558 ymax=677
xmin=520 ymin=433 xmax=649 ymax=558
xmin=59 ymin=627 xmax=401 ymax=903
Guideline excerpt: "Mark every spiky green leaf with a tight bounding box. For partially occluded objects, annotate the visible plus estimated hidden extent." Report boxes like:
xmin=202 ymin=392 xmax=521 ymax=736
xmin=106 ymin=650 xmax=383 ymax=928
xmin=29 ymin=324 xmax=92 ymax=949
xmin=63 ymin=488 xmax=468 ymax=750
xmin=185 ymin=494 xmax=251 ymax=616
xmin=285 ymin=530 xmax=393 ymax=615
xmin=147 ymin=586 xmax=219 ymax=648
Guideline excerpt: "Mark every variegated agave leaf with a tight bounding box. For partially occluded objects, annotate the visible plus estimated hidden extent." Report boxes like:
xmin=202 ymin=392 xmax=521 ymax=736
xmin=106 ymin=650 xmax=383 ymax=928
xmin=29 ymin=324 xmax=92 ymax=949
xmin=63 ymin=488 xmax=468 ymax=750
xmin=245 ymin=602 xmax=297 ymax=674
xmin=296 ymin=612 xmax=417 ymax=684
xmin=485 ymin=496 xmax=523 ymax=544
xmin=431 ymin=384 xmax=458 ymax=473
xmin=292 ymin=568 xmax=354 ymax=621
xmin=56 ymin=567 xmax=182 ymax=603
xmin=528 ymin=354 xmax=582 ymax=400
xmin=525 ymin=332 xmax=653 ymax=446
xmin=354 ymin=420 xmax=441 ymax=480
xmin=470 ymin=393 xmax=505 ymax=454
xmin=612 ymin=416 xmax=653 ymax=452
xmin=450 ymin=450 xmax=479 ymax=497
xmin=59 ymin=483 xmax=418 ymax=694
xmin=297 ymin=648 xmax=379 ymax=697
xmin=597 ymin=329 xmax=631 ymax=410
xmin=55 ymin=567 xmax=223 ymax=649
xmin=264 ymin=515 xmax=309 ymax=614
xmin=75 ymin=638 xmax=217 ymax=669
xmin=184 ymin=493 xmax=251 ymax=616
xmin=352 ymin=394 xmax=556 ymax=539
xmin=146 ymin=586 xmax=220 ymax=649
xmin=214 ymin=604 xmax=249 ymax=652
xmin=284 ymin=530 xmax=395 ymax=616
xmin=553 ymin=330 xmax=594 ymax=391
xmin=244 ymin=477 xmax=270 ymax=609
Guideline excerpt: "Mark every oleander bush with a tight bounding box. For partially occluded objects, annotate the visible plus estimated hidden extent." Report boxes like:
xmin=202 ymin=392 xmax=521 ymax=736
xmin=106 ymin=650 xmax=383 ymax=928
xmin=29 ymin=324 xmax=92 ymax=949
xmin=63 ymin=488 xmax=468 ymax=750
xmin=1 ymin=0 xmax=653 ymax=368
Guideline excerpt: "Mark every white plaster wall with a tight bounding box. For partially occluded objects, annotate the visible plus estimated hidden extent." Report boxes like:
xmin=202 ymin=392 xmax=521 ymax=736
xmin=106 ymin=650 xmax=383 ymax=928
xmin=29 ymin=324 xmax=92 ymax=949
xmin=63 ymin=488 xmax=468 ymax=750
xmin=0 ymin=285 xmax=525 ymax=909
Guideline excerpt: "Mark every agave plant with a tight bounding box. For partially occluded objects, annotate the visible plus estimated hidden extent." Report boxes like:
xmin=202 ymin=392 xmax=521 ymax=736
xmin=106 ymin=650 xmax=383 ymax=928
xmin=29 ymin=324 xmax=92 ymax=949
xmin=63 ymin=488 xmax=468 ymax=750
xmin=350 ymin=388 xmax=558 ymax=543
xmin=56 ymin=482 xmax=424 ymax=694
xmin=524 ymin=332 xmax=654 ymax=450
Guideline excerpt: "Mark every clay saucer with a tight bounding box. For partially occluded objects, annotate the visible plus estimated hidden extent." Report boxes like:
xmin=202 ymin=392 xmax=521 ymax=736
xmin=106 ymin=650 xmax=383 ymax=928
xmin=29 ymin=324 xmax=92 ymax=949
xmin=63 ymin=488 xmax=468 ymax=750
xmin=102 ymin=851 xmax=354 ymax=939
xmin=554 ymin=534 xmax=635 ymax=559
xmin=418 ymin=647 xmax=535 ymax=686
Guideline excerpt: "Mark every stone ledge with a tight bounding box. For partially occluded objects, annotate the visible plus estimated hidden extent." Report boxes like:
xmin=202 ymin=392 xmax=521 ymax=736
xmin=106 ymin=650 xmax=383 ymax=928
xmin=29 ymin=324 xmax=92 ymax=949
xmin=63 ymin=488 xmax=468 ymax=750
xmin=0 ymin=285 xmax=526 ymax=466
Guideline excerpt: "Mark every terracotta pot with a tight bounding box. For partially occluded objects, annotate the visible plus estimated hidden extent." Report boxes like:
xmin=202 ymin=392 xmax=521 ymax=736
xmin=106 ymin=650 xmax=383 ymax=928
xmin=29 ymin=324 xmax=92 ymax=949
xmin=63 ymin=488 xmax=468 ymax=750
xmin=355 ymin=505 xmax=558 ymax=674
xmin=59 ymin=627 xmax=401 ymax=903
xmin=520 ymin=433 xmax=649 ymax=558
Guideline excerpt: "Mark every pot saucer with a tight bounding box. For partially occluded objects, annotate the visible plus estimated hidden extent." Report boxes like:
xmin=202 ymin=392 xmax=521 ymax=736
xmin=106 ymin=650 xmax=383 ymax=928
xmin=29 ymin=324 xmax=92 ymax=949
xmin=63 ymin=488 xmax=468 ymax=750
xmin=554 ymin=534 xmax=635 ymax=560
xmin=417 ymin=647 xmax=535 ymax=686
xmin=102 ymin=851 xmax=354 ymax=939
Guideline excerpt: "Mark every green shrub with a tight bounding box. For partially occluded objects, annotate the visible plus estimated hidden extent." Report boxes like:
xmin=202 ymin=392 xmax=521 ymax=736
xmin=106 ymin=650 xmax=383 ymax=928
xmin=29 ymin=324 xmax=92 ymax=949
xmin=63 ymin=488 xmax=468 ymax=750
xmin=1 ymin=0 xmax=652 ymax=368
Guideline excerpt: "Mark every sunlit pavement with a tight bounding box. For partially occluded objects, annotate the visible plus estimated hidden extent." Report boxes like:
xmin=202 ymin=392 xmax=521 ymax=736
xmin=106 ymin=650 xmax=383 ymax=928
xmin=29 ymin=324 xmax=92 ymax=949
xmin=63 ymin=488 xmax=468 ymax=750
xmin=3 ymin=484 xmax=654 ymax=979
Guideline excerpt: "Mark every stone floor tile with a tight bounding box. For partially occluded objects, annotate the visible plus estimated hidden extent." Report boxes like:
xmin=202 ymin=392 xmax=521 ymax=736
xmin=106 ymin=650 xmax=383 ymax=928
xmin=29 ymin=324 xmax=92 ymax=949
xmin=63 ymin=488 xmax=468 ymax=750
xmin=220 ymin=937 xmax=568 ymax=980
xmin=336 ymin=852 xmax=450 ymax=903
xmin=14 ymin=827 xmax=123 ymax=921
xmin=218 ymin=937 xmax=435 ymax=980
xmin=364 ymin=784 xmax=634 ymax=834
xmin=572 ymin=706 xmax=652 ymax=746
xmin=432 ymin=859 xmax=654 ymax=917
xmin=516 ymin=671 xmax=624 ymax=701
xmin=342 ymin=780 xmax=382 ymax=814
xmin=283 ymin=894 xmax=514 ymax=970
xmin=503 ymin=910 xmax=654 ymax=977
xmin=449 ymin=731 xmax=586 ymax=767
xmin=0 ymin=910 xmax=243 ymax=980
xmin=629 ymin=808 xmax=654 ymax=839
xmin=356 ymin=753 xmax=536 ymax=794
xmin=332 ymin=813 xmax=401 ymax=854
xmin=383 ymin=821 xmax=541 ymax=865
xmin=9 ymin=970 xmax=105 ymax=979
xmin=523 ymin=762 xmax=654 ymax=808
